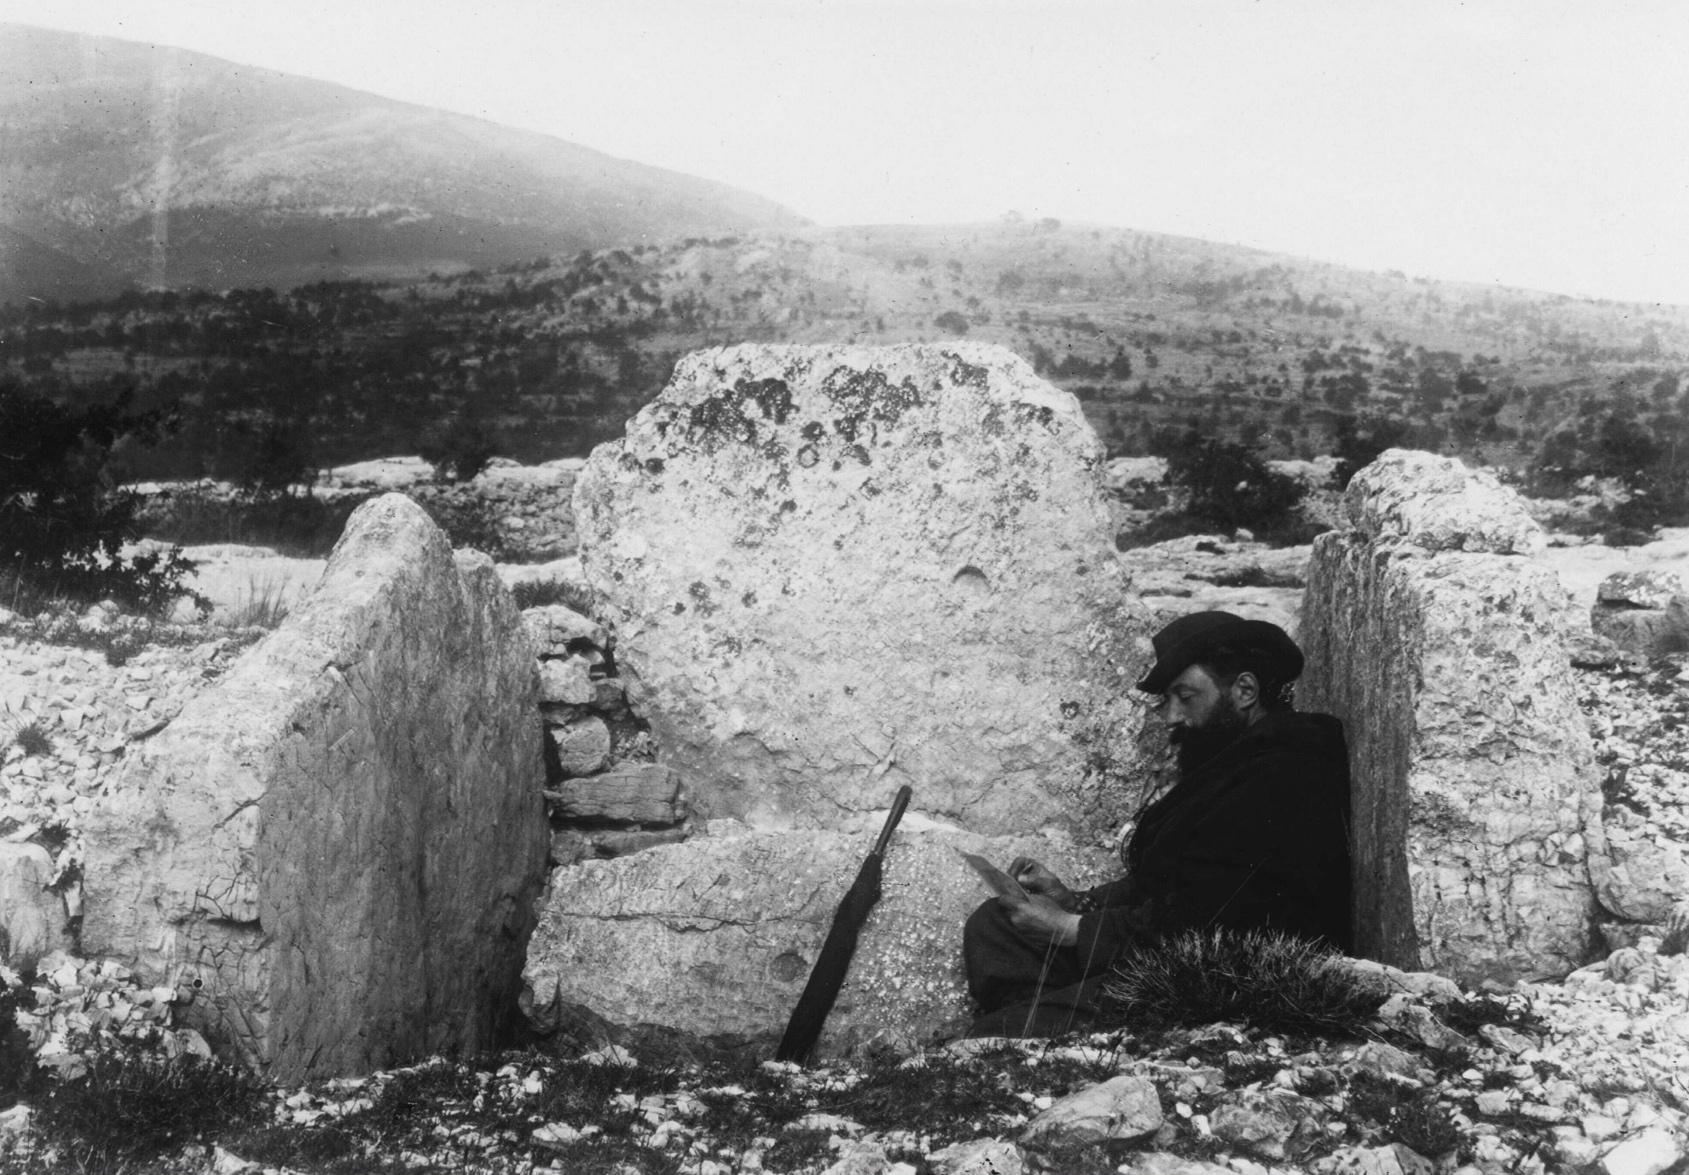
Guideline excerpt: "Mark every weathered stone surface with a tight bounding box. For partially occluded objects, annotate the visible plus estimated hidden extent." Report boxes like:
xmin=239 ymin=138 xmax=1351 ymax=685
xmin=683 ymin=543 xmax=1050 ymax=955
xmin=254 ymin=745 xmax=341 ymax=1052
xmin=1326 ymin=1144 xmax=1436 ymax=1175
xmin=520 ymin=825 xmax=1115 ymax=1053
xmin=82 ymin=494 xmax=550 ymax=1081
xmin=523 ymin=604 xmax=607 ymax=654
xmin=928 ymin=1137 xmax=1025 ymax=1175
xmin=0 ymin=844 xmax=71 ymax=971
xmin=546 ymin=763 xmax=683 ymax=824
xmin=1019 ymin=1075 xmax=1163 ymax=1153
xmin=538 ymin=656 xmax=597 ymax=705
xmin=1600 ymin=1127 xmax=1682 ymax=1175
xmin=1591 ymin=811 xmax=1689 ymax=924
xmin=1343 ymin=449 xmax=1545 ymax=555
xmin=1590 ymin=572 xmax=1689 ymax=656
xmin=1597 ymin=570 xmax=1686 ymax=611
xmin=1301 ymin=451 xmax=1602 ymax=983
xmin=574 ymin=343 xmax=1154 ymax=840
xmin=1208 ymin=1088 xmax=1326 ymax=1161
xmin=547 ymin=713 xmax=611 ymax=778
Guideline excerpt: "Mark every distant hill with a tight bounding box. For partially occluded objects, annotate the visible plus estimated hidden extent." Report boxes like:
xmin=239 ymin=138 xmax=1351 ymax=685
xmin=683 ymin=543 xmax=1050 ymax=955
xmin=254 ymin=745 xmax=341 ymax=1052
xmin=6 ymin=220 xmax=1687 ymax=493
xmin=0 ymin=24 xmax=806 ymax=299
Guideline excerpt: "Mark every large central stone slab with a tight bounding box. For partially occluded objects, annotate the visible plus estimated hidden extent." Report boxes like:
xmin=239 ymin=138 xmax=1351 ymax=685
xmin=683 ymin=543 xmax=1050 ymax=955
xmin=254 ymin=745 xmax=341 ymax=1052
xmin=574 ymin=343 xmax=1152 ymax=840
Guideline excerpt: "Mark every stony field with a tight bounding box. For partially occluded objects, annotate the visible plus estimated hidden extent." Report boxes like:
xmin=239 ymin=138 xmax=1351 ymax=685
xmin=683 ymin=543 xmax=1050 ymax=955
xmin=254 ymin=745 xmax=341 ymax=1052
xmin=1 ymin=537 xmax=1688 ymax=1173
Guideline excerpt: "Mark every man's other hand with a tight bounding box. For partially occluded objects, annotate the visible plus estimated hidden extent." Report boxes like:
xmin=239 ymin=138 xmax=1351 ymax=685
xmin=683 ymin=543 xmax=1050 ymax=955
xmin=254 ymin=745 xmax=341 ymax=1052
xmin=1007 ymin=857 xmax=1077 ymax=909
xmin=1001 ymin=892 xmax=1082 ymax=949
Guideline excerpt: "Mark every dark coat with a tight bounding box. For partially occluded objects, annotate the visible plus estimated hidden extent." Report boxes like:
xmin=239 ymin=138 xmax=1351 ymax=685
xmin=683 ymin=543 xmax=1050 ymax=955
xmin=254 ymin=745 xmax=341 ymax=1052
xmin=1072 ymin=710 xmax=1353 ymax=965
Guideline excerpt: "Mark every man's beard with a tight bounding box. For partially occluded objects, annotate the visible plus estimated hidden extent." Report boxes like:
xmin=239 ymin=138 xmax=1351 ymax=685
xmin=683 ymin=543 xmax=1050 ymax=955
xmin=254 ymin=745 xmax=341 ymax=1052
xmin=1169 ymin=696 xmax=1249 ymax=776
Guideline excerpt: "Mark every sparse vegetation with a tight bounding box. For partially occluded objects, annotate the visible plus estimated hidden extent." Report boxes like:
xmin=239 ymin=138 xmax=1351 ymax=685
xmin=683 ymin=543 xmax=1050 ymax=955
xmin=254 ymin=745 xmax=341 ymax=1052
xmin=1099 ymin=929 xmax=1388 ymax=1035
xmin=10 ymin=722 xmax=52 ymax=758
xmin=32 ymin=1042 xmax=264 ymax=1173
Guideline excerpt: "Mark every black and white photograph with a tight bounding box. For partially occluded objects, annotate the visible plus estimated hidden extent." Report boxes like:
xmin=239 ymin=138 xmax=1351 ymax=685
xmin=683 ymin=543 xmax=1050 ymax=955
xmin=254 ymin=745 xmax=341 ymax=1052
xmin=1 ymin=2 xmax=1688 ymax=1172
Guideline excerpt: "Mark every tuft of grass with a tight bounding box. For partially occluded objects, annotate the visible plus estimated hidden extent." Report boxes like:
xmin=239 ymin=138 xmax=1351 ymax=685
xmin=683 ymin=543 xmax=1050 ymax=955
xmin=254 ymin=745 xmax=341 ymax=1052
xmin=1347 ymin=1071 xmax=1463 ymax=1158
xmin=143 ymin=491 xmax=364 ymax=559
xmin=33 ymin=1042 xmax=264 ymax=1172
xmin=222 ymin=576 xmax=291 ymax=630
xmin=1099 ymin=929 xmax=1388 ymax=1036
xmin=11 ymin=721 xmax=51 ymax=758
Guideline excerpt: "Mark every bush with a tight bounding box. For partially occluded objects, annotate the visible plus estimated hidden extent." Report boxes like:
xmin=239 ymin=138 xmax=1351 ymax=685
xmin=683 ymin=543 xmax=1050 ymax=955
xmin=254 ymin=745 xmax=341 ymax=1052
xmin=1329 ymin=416 xmax=1411 ymax=490
xmin=0 ymin=383 xmax=200 ymax=614
xmin=33 ymin=1042 xmax=263 ymax=1171
xmin=1161 ymin=430 xmax=1306 ymax=534
xmin=11 ymin=721 xmax=51 ymax=758
xmin=420 ymin=416 xmax=498 ymax=483
xmin=1098 ymin=928 xmax=1387 ymax=1035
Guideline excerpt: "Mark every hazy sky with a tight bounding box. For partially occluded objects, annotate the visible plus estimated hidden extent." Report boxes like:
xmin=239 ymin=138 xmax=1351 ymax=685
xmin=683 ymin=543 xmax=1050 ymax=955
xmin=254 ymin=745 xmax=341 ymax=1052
xmin=10 ymin=0 xmax=1689 ymax=305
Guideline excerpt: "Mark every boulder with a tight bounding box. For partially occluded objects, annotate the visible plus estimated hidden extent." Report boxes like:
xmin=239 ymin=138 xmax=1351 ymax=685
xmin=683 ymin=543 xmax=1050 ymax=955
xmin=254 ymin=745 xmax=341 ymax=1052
xmin=1341 ymin=449 xmax=1545 ymax=556
xmin=547 ymin=713 xmax=612 ymax=778
xmin=1590 ymin=810 xmax=1689 ymax=924
xmin=82 ymin=494 xmax=550 ymax=1081
xmin=1209 ymin=1088 xmax=1327 ymax=1161
xmin=573 ymin=343 xmax=1155 ymax=840
xmin=1019 ymin=1074 xmax=1162 ymax=1153
xmin=520 ymin=825 xmax=1115 ymax=1053
xmin=0 ymin=844 xmax=71 ymax=971
xmin=1590 ymin=571 xmax=1689 ymax=656
xmin=1301 ymin=451 xmax=1603 ymax=983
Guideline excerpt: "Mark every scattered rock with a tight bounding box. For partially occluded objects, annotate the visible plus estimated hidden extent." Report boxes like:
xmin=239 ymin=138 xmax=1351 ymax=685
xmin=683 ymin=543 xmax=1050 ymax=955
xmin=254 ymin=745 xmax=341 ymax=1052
xmin=1207 ymin=1087 xmax=1327 ymax=1160
xmin=927 ymin=1137 xmax=1025 ymax=1175
xmin=1018 ymin=1074 xmax=1162 ymax=1152
xmin=574 ymin=343 xmax=1154 ymax=839
xmin=1600 ymin=1126 xmax=1682 ymax=1175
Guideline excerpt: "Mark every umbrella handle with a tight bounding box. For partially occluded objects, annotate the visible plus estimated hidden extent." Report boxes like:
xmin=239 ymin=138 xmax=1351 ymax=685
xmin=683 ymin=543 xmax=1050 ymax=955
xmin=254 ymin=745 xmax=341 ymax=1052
xmin=871 ymin=785 xmax=913 ymax=856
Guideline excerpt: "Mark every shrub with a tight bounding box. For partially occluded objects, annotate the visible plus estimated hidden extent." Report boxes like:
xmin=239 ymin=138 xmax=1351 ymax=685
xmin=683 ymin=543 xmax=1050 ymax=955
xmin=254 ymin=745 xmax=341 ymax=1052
xmin=142 ymin=489 xmax=363 ymax=559
xmin=0 ymin=382 xmax=200 ymax=614
xmin=11 ymin=721 xmax=51 ymax=758
xmin=33 ymin=1042 xmax=263 ymax=1171
xmin=0 ymin=981 xmax=40 ymax=1110
xmin=1099 ymin=928 xmax=1387 ymax=1035
xmin=1329 ymin=416 xmax=1412 ymax=490
xmin=1161 ymin=430 xmax=1306 ymax=534
xmin=420 ymin=416 xmax=498 ymax=483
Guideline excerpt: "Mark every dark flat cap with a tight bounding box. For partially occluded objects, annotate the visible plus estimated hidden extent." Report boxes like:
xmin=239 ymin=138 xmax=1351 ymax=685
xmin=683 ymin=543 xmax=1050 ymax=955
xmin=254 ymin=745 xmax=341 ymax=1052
xmin=1134 ymin=610 xmax=1304 ymax=694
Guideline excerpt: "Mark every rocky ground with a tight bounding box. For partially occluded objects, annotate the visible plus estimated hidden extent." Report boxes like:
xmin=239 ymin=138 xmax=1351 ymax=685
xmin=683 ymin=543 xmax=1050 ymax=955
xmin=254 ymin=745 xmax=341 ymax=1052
xmin=4 ymin=537 xmax=1689 ymax=1172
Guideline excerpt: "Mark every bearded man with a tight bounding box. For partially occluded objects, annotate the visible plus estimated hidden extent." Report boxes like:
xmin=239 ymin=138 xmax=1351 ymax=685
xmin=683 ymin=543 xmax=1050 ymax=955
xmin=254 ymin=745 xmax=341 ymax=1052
xmin=961 ymin=611 xmax=1352 ymax=1037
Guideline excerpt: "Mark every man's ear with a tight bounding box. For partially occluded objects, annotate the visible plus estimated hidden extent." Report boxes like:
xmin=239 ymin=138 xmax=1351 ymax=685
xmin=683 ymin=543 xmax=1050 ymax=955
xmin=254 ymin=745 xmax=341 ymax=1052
xmin=1231 ymin=670 xmax=1261 ymax=711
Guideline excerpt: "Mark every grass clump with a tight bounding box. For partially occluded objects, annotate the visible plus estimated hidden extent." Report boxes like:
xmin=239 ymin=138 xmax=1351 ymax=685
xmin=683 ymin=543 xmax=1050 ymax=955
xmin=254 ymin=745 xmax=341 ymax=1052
xmin=32 ymin=1042 xmax=263 ymax=1172
xmin=1100 ymin=929 xmax=1388 ymax=1035
xmin=10 ymin=722 xmax=51 ymax=758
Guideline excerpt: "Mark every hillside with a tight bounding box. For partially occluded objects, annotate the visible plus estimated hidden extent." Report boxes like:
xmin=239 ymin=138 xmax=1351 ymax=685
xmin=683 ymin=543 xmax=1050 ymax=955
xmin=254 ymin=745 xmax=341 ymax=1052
xmin=3 ymin=220 xmax=1688 ymax=487
xmin=0 ymin=24 xmax=806 ymax=296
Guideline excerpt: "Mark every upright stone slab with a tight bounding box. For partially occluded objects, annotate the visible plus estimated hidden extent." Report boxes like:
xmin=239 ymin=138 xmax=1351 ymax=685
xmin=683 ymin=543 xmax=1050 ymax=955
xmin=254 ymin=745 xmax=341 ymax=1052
xmin=82 ymin=494 xmax=549 ymax=1081
xmin=573 ymin=343 xmax=1153 ymax=841
xmin=1299 ymin=450 xmax=1602 ymax=982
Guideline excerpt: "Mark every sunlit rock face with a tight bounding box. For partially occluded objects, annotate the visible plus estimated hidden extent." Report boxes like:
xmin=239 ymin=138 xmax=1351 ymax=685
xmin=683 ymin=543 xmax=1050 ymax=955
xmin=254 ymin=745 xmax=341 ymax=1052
xmin=573 ymin=343 xmax=1157 ymax=842
xmin=1300 ymin=450 xmax=1603 ymax=983
xmin=520 ymin=825 xmax=1116 ymax=1055
xmin=82 ymin=494 xmax=550 ymax=1081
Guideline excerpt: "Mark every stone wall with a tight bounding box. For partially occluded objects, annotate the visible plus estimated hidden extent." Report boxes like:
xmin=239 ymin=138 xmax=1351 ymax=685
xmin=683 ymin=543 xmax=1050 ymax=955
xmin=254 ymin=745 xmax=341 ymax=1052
xmin=573 ymin=343 xmax=1156 ymax=841
xmin=82 ymin=495 xmax=550 ymax=1081
xmin=1299 ymin=450 xmax=1603 ymax=983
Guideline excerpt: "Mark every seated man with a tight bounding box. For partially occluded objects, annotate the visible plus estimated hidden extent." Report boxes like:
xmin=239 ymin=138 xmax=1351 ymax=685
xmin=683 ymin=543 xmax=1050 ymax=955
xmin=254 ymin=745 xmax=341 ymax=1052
xmin=963 ymin=611 xmax=1352 ymax=1037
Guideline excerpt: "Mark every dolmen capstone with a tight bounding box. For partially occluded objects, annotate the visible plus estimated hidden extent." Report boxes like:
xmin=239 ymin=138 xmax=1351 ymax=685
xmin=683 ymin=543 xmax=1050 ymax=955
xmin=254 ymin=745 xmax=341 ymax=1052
xmin=83 ymin=494 xmax=550 ymax=1081
xmin=524 ymin=343 xmax=1155 ymax=1053
xmin=1300 ymin=450 xmax=1606 ymax=983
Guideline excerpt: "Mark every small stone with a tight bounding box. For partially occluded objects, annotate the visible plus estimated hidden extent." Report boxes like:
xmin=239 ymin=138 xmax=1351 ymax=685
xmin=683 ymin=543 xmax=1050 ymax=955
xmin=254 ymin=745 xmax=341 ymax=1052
xmin=1475 ymin=1091 xmax=1512 ymax=1116
xmin=927 ymin=1137 xmax=1024 ymax=1175
xmin=1020 ymin=1075 xmax=1163 ymax=1152
xmin=1600 ymin=1127 xmax=1682 ymax=1175
xmin=547 ymin=714 xmax=611 ymax=778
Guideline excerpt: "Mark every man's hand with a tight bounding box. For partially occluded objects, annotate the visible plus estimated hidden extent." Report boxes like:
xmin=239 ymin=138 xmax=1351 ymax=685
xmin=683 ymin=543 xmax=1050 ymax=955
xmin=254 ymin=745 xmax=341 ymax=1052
xmin=1001 ymin=892 xmax=1082 ymax=949
xmin=1008 ymin=857 xmax=1078 ymax=909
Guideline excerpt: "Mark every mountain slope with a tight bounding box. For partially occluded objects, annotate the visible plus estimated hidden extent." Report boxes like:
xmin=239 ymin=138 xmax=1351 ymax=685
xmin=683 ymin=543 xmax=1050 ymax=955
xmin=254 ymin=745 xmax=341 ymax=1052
xmin=0 ymin=23 xmax=807 ymax=294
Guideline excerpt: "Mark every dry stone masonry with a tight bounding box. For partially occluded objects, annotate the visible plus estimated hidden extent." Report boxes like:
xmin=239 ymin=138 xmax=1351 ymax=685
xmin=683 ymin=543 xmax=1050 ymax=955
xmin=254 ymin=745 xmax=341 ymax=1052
xmin=81 ymin=494 xmax=550 ymax=1081
xmin=1300 ymin=449 xmax=1605 ymax=983
xmin=572 ymin=343 xmax=1155 ymax=839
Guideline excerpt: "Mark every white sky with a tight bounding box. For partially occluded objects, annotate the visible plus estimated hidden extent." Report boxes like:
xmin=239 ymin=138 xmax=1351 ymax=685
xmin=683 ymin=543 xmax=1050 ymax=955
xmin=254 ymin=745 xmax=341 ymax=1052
xmin=8 ymin=0 xmax=1689 ymax=306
